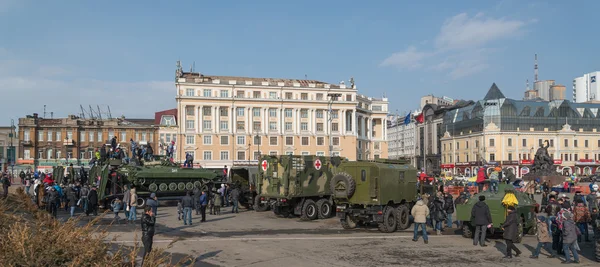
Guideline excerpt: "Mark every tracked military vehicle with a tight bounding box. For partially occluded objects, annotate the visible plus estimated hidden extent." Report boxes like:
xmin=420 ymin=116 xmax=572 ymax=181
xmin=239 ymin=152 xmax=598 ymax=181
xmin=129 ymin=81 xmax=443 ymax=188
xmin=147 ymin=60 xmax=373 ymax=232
xmin=256 ymin=155 xmax=339 ymax=220
xmin=333 ymin=159 xmax=417 ymax=233
xmin=455 ymin=183 xmax=536 ymax=243
xmin=87 ymin=159 xmax=225 ymax=208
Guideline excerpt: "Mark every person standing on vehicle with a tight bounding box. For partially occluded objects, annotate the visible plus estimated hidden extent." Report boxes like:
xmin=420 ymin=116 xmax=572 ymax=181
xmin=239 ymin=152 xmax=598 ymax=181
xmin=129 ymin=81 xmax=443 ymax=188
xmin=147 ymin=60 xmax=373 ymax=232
xmin=199 ymin=190 xmax=208 ymax=222
xmin=128 ymin=187 xmax=138 ymax=223
xmin=471 ymin=195 xmax=492 ymax=247
xmin=443 ymin=192 xmax=455 ymax=228
xmin=182 ymin=191 xmax=194 ymax=225
xmin=411 ymin=199 xmax=430 ymax=244
xmin=501 ymin=206 xmax=522 ymax=258
xmin=141 ymin=206 xmax=155 ymax=266
xmin=476 ymin=168 xmax=486 ymax=193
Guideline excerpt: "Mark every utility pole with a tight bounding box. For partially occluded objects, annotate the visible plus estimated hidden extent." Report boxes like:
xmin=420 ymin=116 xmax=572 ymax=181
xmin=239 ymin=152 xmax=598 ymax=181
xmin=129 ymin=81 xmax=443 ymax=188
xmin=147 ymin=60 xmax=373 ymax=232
xmin=9 ymin=119 xmax=15 ymax=176
xmin=327 ymin=93 xmax=342 ymax=157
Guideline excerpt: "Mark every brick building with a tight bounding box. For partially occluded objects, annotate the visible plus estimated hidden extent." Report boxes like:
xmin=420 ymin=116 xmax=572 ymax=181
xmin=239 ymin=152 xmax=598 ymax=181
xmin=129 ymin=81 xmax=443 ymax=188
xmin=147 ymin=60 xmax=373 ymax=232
xmin=17 ymin=113 xmax=158 ymax=171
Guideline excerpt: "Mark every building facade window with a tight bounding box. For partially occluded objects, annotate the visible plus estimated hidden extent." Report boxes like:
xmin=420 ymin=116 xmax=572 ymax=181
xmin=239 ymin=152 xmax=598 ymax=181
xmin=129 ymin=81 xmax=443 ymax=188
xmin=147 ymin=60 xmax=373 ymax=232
xmin=47 ymin=131 xmax=53 ymax=141
xmin=237 ymin=136 xmax=245 ymax=145
xmin=285 ymin=122 xmax=292 ymax=131
xmin=331 ymin=123 xmax=338 ymax=132
xmin=220 ymin=107 xmax=228 ymax=117
xmin=186 ymin=120 xmax=194 ymax=129
xmin=316 ymin=110 xmax=323 ymax=118
xmin=186 ymin=88 xmax=195 ymax=96
xmin=302 ymin=137 xmax=309 ymax=146
xmin=301 ymin=109 xmax=308 ymax=118
xmin=220 ymin=151 xmax=229 ymax=160
xmin=269 ymin=122 xmax=277 ymax=131
xmin=237 ymin=151 xmax=246 ymax=160
xmin=317 ymin=137 xmax=324 ymax=146
xmin=220 ymin=136 xmax=229 ymax=145
xmin=220 ymin=90 xmax=229 ymax=98
xmin=285 ymin=137 xmax=293 ymax=146
xmin=316 ymin=123 xmax=323 ymax=132
xmin=203 ymin=106 xmax=212 ymax=116
xmin=253 ymin=108 xmax=260 ymax=117
xmin=489 ymin=153 xmax=495 ymax=161
xmin=203 ymin=135 xmax=211 ymax=145
xmin=186 ymin=135 xmax=194 ymax=145
xmin=332 ymin=137 xmax=340 ymax=146
xmin=203 ymin=151 xmax=212 ymax=160
xmin=236 ymin=121 xmax=245 ymax=131
xmin=285 ymin=92 xmax=293 ymax=99
xmin=203 ymin=120 xmax=212 ymax=130
xmin=121 ymin=131 xmax=126 ymax=141
xmin=220 ymin=121 xmax=228 ymax=131
xmin=269 ymin=92 xmax=277 ymax=99
xmin=253 ymin=122 xmax=261 ymax=131
xmin=237 ymin=107 xmax=245 ymax=116
xmin=489 ymin=139 xmax=495 ymax=147
xmin=269 ymin=137 xmax=277 ymax=146
xmin=203 ymin=89 xmax=212 ymax=97
xmin=301 ymin=123 xmax=308 ymax=131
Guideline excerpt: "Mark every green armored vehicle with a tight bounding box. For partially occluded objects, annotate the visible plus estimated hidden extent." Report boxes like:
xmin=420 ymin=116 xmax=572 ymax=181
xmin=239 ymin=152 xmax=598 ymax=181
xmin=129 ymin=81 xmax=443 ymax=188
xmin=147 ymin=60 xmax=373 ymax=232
xmin=256 ymin=155 xmax=338 ymax=220
xmin=334 ymin=159 xmax=417 ymax=233
xmin=91 ymin=159 xmax=225 ymax=208
xmin=455 ymin=184 xmax=536 ymax=243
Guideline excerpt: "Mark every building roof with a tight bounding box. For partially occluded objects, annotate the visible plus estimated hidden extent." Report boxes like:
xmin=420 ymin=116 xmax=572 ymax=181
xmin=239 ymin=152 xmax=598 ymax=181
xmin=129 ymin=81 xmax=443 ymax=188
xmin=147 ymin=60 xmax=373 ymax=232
xmin=483 ymin=83 xmax=506 ymax=100
xmin=122 ymin=118 xmax=155 ymax=126
xmin=179 ymin=72 xmax=353 ymax=89
xmin=154 ymin=109 xmax=177 ymax=125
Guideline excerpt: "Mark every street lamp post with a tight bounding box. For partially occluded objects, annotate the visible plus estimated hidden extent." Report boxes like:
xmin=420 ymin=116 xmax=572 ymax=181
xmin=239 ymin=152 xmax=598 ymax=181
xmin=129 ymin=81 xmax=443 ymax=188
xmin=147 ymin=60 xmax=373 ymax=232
xmin=327 ymin=93 xmax=342 ymax=157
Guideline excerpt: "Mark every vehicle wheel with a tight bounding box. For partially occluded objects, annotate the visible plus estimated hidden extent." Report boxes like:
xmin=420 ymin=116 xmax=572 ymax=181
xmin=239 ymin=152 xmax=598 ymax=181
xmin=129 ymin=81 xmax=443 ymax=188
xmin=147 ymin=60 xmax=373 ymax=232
xmin=159 ymin=183 xmax=168 ymax=191
xmin=515 ymin=219 xmax=524 ymax=243
xmin=185 ymin=182 xmax=194 ymax=191
xmin=148 ymin=183 xmax=158 ymax=192
xmin=136 ymin=197 xmax=146 ymax=208
xmin=378 ymin=206 xmax=398 ymax=233
xmin=193 ymin=181 xmax=202 ymax=189
xmin=300 ymin=199 xmax=318 ymax=221
xmin=177 ymin=182 xmax=186 ymax=191
xmin=316 ymin=199 xmax=333 ymax=219
xmin=462 ymin=223 xmax=473 ymax=238
xmin=254 ymin=195 xmax=268 ymax=212
xmin=138 ymin=177 xmax=146 ymax=185
xmin=341 ymin=214 xmax=357 ymax=229
xmin=330 ymin=172 xmax=356 ymax=199
xmin=396 ymin=204 xmax=410 ymax=230
xmin=273 ymin=206 xmax=281 ymax=216
xmin=169 ymin=183 xmax=177 ymax=191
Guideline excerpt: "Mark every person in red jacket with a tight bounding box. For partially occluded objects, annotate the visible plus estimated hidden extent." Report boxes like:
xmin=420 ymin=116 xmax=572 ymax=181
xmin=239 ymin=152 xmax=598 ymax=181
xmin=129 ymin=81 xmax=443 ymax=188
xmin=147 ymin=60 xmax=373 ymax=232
xmin=476 ymin=168 xmax=486 ymax=193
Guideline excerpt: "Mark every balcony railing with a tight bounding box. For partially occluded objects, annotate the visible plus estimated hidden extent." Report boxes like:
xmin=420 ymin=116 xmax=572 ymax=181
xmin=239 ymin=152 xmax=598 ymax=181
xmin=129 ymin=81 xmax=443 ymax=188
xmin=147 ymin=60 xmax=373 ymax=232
xmin=22 ymin=140 xmax=33 ymax=146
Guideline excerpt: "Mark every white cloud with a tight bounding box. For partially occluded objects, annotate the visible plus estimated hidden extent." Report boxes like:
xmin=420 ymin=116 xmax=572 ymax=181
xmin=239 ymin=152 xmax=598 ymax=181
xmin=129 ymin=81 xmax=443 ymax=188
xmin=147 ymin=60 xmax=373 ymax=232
xmin=436 ymin=13 xmax=525 ymax=50
xmin=380 ymin=46 xmax=432 ymax=69
xmin=381 ymin=12 xmax=528 ymax=80
xmin=0 ymin=51 xmax=173 ymax=122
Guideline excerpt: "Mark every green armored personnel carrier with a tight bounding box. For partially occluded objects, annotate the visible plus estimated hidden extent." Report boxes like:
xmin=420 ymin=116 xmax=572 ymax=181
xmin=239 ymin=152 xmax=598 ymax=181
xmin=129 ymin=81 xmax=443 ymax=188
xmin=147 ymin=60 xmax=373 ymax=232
xmin=91 ymin=159 xmax=225 ymax=208
xmin=455 ymin=184 xmax=536 ymax=243
xmin=256 ymin=155 xmax=338 ymax=220
xmin=333 ymin=159 xmax=417 ymax=233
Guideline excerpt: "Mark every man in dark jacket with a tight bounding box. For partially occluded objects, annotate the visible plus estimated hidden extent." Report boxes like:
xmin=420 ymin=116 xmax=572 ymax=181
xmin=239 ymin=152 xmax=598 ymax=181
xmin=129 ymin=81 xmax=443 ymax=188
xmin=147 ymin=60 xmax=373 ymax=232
xmin=444 ymin=193 xmax=455 ymax=228
xmin=100 ymin=145 xmax=107 ymax=161
xmin=199 ymin=190 xmax=208 ymax=222
xmin=48 ymin=186 xmax=59 ymax=218
xmin=182 ymin=191 xmax=194 ymax=225
xmin=87 ymin=186 xmax=99 ymax=216
xmin=471 ymin=195 xmax=492 ymax=247
xmin=430 ymin=196 xmax=446 ymax=235
xmin=193 ymin=186 xmax=202 ymax=215
xmin=110 ymin=137 xmax=117 ymax=153
xmin=502 ymin=206 xmax=521 ymax=258
xmin=141 ymin=206 xmax=155 ymax=266
xmin=230 ymin=187 xmax=240 ymax=214
xmin=146 ymin=193 xmax=158 ymax=217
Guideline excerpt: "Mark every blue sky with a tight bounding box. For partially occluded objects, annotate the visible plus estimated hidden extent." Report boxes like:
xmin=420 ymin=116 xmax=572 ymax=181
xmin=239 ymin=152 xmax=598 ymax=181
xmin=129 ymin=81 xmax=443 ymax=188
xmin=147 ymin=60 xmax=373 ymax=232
xmin=0 ymin=0 xmax=598 ymax=122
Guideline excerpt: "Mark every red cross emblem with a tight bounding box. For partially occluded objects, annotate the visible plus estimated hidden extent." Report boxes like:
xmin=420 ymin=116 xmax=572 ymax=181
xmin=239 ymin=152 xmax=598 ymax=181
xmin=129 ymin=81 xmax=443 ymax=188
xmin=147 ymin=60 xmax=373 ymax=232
xmin=261 ymin=160 xmax=269 ymax=171
xmin=314 ymin=159 xmax=322 ymax=170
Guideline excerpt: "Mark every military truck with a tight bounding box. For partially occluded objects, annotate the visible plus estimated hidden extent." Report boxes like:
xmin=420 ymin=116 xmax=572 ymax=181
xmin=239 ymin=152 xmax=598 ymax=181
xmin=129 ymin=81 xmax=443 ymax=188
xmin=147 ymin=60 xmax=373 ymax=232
xmin=256 ymin=155 xmax=338 ymax=220
xmin=455 ymin=183 xmax=536 ymax=243
xmin=333 ymin=159 xmax=417 ymax=233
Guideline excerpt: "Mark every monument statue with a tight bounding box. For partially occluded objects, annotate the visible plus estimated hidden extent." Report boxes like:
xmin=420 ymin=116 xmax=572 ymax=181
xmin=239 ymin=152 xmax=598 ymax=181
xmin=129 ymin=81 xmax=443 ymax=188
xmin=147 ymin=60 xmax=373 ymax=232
xmin=522 ymin=140 xmax=563 ymax=183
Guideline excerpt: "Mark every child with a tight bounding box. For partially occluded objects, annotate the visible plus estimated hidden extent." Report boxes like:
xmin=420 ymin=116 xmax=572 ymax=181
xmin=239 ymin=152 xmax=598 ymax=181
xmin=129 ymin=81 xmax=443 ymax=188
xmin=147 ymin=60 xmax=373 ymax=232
xmin=530 ymin=216 xmax=555 ymax=259
xmin=177 ymin=200 xmax=183 ymax=221
xmin=112 ymin=198 xmax=122 ymax=220
xmin=213 ymin=192 xmax=222 ymax=215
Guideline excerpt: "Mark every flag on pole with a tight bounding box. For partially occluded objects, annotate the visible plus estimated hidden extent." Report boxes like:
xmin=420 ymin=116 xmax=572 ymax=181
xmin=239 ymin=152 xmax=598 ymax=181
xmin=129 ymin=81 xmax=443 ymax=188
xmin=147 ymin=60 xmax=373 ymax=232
xmin=415 ymin=113 xmax=424 ymax=124
xmin=403 ymin=113 xmax=411 ymax=125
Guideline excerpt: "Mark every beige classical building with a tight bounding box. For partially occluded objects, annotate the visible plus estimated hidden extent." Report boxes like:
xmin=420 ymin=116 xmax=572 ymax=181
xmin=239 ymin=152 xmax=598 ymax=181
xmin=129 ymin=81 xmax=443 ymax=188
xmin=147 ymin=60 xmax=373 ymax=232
xmin=441 ymin=83 xmax=600 ymax=178
xmin=174 ymin=65 xmax=388 ymax=169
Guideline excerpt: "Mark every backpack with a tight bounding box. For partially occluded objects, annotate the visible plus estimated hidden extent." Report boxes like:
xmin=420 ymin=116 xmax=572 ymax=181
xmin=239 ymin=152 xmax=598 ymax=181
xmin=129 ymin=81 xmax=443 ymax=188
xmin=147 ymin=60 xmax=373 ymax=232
xmin=574 ymin=194 xmax=585 ymax=204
